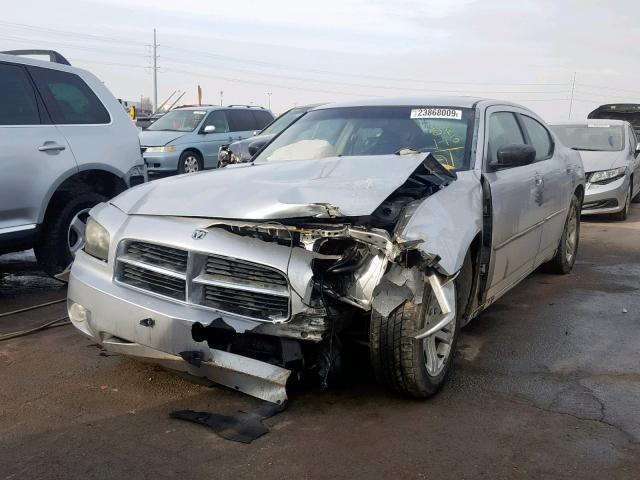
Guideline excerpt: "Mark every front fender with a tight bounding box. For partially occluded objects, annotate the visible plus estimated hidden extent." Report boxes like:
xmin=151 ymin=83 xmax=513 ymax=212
xmin=399 ymin=170 xmax=483 ymax=276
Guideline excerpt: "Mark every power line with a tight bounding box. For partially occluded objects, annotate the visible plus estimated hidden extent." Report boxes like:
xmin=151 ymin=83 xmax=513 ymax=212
xmin=0 ymin=20 xmax=146 ymax=46
xmin=160 ymin=54 xmax=569 ymax=96
xmin=0 ymin=33 xmax=146 ymax=57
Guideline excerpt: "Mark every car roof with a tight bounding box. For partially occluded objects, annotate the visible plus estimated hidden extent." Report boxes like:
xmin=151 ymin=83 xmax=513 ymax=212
xmin=313 ymin=96 xmax=489 ymax=110
xmin=0 ymin=52 xmax=84 ymax=75
xmin=549 ymin=119 xmax=628 ymax=126
xmin=174 ymin=105 xmax=267 ymax=112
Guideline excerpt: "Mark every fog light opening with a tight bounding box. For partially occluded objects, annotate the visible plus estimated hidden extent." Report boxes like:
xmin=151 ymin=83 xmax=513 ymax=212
xmin=68 ymin=302 xmax=89 ymax=323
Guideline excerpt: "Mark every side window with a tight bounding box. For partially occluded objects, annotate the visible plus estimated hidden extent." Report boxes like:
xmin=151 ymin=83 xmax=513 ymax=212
xmin=628 ymin=126 xmax=637 ymax=153
xmin=226 ymin=109 xmax=257 ymax=132
xmin=521 ymin=115 xmax=553 ymax=160
xmin=487 ymin=112 xmax=525 ymax=165
xmin=28 ymin=66 xmax=110 ymax=124
xmin=202 ymin=111 xmax=229 ymax=133
xmin=0 ymin=63 xmax=41 ymax=125
xmin=252 ymin=110 xmax=274 ymax=130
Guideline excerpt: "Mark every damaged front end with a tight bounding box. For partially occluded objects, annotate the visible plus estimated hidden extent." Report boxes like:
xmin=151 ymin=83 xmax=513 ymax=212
xmin=69 ymin=154 xmax=461 ymax=404
xmin=181 ymin=154 xmax=458 ymax=399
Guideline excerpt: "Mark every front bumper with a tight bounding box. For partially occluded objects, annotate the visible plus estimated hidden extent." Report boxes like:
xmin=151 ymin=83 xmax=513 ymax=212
xmin=66 ymin=210 xmax=327 ymax=402
xmin=142 ymin=150 xmax=181 ymax=172
xmin=582 ymin=176 xmax=629 ymax=215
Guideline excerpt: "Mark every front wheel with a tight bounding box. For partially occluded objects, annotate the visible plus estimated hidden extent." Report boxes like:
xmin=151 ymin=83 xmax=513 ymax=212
xmin=611 ymin=183 xmax=632 ymax=221
xmin=369 ymin=255 xmax=472 ymax=397
xmin=177 ymin=151 xmax=203 ymax=174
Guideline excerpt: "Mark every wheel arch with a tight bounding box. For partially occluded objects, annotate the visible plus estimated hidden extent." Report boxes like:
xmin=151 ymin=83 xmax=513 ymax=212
xmin=38 ymin=169 xmax=126 ymax=225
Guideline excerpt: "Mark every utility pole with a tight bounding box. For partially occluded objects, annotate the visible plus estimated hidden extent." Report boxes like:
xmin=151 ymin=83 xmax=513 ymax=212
xmin=152 ymin=28 xmax=159 ymax=113
xmin=220 ymin=90 xmax=224 ymax=106
xmin=267 ymin=92 xmax=272 ymax=110
xmin=568 ymin=72 xmax=576 ymax=120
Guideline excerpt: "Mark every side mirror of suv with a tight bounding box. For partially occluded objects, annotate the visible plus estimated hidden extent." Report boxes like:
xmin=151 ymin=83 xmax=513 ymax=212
xmin=203 ymin=125 xmax=216 ymax=134
xmin=490 ymin=144 xmax=536 ymax=170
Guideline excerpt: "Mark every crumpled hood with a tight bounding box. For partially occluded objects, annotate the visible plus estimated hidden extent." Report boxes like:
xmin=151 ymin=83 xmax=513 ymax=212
xmin=578 ymin=150 xmax=628 ymax=173
xmin=112 ymin=154 xmax=436 ymax=219
xmin=139 ymin=130 xmax=186 ymax=147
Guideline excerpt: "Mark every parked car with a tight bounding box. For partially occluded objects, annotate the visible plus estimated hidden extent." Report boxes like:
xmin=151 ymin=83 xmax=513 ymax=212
xmin=550 ymin=120 xmax=640 ymax=221
xmin=0 ymin=50 xmax=146 ymax=277
xmin=140 ymin=105 xmax=274 ymax=174
xmin=68 ymin=97 xmax=585 ymax=404
xmin=218 ymin=104 xmax=324 ymax=167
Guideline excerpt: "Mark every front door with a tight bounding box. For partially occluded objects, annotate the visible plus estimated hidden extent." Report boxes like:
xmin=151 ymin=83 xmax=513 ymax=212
xmin=482 ymin=109 xmax=547 ymax=302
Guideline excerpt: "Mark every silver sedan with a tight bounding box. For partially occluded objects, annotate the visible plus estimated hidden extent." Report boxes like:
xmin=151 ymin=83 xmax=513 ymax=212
xmin=551 ymin=119 xmax=640 ymax=221
xmin=68 ymin=97 xmax=585 ymax=403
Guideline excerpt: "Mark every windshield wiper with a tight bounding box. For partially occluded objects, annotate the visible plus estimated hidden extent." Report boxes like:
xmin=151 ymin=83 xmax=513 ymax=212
xmin=571 ymin=147 xmax=601 ymax=151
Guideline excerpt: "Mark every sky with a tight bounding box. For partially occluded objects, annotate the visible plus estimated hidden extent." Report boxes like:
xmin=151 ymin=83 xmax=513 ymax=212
xmin=2 ymin=0 xmax=639 ymax=120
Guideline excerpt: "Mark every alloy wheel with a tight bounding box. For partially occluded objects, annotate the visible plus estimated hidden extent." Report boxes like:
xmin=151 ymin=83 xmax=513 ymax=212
xmin=183 ymin=155 xmax=200 ymax=173
xmin=67 ymin=207 xmax=92 ymax=256
xmin=422 ymin=307 xmax=456 ymax=376
xmin=565 ymin=204 xmax=578 ymax=264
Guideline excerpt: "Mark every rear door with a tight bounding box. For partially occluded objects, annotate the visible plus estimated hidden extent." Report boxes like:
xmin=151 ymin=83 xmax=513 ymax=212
xmin=0 ymin=62 xmax=76 ymax=234
xmin=518 ymin=114 xmax=569 ymax=263
xmin=482 ymin=108 xmax=546 ymax=301
xmin=226 ymin=109 xmax=258 ymax=142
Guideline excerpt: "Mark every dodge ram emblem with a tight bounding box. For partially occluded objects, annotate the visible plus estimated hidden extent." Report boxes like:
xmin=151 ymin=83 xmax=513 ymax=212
xmin=192 ymin=229 xmax=207 ymax=240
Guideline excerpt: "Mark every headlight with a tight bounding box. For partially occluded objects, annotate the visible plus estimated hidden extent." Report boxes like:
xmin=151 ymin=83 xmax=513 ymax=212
xmin=84 ymin=217 xmax=110 ymax=261
xmin=230 ymin=152 xmax=241 ymax=164
xmin=145 ymin=145 xmax=176 ymax=153
xmin=589 ymin=167 xmax=626 ymax=184
xmin=218 ymin=149 xmax=230 ymax=162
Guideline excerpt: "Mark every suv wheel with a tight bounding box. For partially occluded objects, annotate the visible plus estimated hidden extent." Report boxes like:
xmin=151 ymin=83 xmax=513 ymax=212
xmin=35 ymin=192 xmax=106 ymax=278
xmin=178 ymin=151 xmax=203 ymax=174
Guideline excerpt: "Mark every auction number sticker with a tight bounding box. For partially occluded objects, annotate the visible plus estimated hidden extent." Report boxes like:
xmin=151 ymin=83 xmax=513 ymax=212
xmin=411 ymin=108 xmax=462 ymax=120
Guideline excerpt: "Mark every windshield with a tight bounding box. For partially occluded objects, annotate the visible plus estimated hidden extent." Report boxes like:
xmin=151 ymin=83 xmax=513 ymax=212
xmin=146 ymin=109 xmax=207 ymax=132
xmin=260 ymin=108 xmax=307 ymax=136
xmin=551 ymin=124 xmax=624 ymax=151
xmin=253 ymin=106 xmax=475 ymax=170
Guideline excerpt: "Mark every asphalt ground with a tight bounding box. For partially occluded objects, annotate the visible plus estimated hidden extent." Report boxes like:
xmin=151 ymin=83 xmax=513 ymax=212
xmin=1 ymin=205 xmax=639 ymax=479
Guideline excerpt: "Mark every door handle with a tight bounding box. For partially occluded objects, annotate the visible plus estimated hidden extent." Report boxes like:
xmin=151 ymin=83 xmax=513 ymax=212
xmin=534 ymin=174 xmax=544 ymax=187
xmin=38 ymin=142 xmax=66 ymax=152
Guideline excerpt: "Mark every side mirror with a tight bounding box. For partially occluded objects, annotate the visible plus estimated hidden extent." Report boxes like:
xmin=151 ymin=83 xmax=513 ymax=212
xmin=491 ymin=144 xmax=536 ymax=170
xmin=248 ymin=140 xmax=267 ymax=157
xmin=203 ymin=125 xmax=216 ymax=134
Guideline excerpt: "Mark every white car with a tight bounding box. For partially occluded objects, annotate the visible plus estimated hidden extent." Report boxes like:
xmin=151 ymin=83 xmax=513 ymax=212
xmin=551 ymin=120 xmax=640 ymax=220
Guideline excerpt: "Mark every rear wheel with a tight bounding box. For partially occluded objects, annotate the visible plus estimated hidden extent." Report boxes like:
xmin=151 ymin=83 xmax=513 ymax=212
xmin=35 ymin=191 xmax=106 ymax=278
xmin=542 ymin=194 xmax=580 ymax=274
xmin=369 ymin=254 xmax=472 ymax=397
xmin=177 ymin=151 xmax=203 ymax=174
xmin=612 ymin=183 xmax=632 ymax=221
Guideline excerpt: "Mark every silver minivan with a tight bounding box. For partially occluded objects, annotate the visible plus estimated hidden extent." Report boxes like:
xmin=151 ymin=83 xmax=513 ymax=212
xmin=0 ymin=50 xmax=146 ymax=276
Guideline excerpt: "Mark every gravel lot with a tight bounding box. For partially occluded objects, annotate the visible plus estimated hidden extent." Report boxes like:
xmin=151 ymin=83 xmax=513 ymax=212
xmin=1 ymin=206 xmax=639 ymax=479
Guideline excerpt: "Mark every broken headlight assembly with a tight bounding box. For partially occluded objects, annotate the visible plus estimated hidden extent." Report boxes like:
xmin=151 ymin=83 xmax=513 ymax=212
xmin=84 ymin=217 xmax=110 ymax=261
xmin=589 ymin=166 xmax=626 ymax=185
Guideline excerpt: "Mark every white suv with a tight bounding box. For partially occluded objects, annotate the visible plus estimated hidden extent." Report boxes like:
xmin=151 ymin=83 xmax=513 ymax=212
xmin=0 ymin=50 xmax=146 ymax=276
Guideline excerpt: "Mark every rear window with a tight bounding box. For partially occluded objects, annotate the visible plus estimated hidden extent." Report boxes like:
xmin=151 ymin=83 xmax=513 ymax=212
xmin=252 ymin=110 xmax=274 ymax=130
xmin=0 ymin=63 xmax=40 ymax=125
xmin=226 ymin=109 xmax=257 ymax=131
xmin=28 ymin=66 xmax=110 ymax=124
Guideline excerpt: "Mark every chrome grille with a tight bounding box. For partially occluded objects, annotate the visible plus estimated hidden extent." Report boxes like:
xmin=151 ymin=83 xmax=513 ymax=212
xmin=203 ymin=284 xmax=289 ymax=321
xmin=120 ymin=263 xmax=186 ymax=300
xmin=205 ymin=255 xmax=288 ymax=289
xmin=115 ymin=240 xmax=290 ymax=322
xmin=125 ymin=241 xmax=188 ymax=272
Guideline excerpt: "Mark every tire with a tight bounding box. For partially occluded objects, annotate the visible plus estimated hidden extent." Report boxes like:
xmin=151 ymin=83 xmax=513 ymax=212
xmin=177 ymin=151 xmax=203 ymax=174
xmin=611 ymin=183 xmax=632 ymax=221
xmin=542 ymin=194 xmax=580 ymax=274
xmin=35 ymin=191 xmax=106 ymax=278
xmin=632 ymin=178 xmax=640 ymax=203
xmin=369 ymin=253 xmax=472 ymax=398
